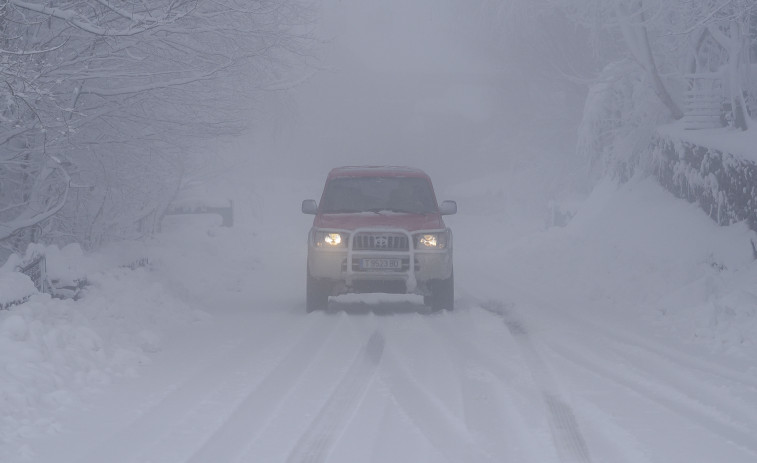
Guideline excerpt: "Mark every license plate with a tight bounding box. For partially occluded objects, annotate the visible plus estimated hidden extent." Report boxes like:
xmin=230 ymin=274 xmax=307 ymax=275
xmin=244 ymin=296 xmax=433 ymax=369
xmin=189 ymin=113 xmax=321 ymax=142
xmin=360 ymin=258 xmax=402 ymax=270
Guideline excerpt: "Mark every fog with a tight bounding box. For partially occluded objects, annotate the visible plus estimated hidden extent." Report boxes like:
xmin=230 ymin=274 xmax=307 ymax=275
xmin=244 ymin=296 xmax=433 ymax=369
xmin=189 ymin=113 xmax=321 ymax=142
xmin=245 ymin=0 xmax=586 ymax=194
xmin=4 ymin=2 xmax=757 ymax=462
xmin=0 ymin=0 xmax=592 ymax=250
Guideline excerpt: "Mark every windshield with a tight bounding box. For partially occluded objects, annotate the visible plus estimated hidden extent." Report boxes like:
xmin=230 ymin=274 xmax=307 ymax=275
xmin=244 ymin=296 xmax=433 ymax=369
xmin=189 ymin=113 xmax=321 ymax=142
xmin=320 ymin=176 xmax=437 ymax=214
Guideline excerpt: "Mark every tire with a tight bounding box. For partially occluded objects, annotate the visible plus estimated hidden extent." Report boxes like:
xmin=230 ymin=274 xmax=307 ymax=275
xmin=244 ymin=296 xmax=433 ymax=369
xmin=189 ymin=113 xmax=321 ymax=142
xmin=430 ymin=271 xmax=454 ymax=312
xmin=306 ymin=269 xmax=329 ymax=313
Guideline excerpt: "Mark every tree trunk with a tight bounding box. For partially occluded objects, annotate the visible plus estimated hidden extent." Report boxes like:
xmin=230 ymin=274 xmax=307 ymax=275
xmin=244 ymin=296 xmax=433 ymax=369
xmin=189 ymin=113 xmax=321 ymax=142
xmin=637 ymin=7 xmax=683 ymax=120
xmin=708 ymin=21 xmax=751 ymax=131
xmin=617 ymin=2 xmax=683 ymax=120
xmin=728 ymin=22 xmax=750 ymax=130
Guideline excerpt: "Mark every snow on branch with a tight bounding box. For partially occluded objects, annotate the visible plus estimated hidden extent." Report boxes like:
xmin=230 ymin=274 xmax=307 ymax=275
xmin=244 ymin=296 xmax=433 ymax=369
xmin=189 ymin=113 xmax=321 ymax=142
xmin=1 ymin=0 xmax=314 ymax=251
xmin=0 ymin=159 xmax=71 ymax=242
xmin=8 ymin=0 xmax=175 ymax=36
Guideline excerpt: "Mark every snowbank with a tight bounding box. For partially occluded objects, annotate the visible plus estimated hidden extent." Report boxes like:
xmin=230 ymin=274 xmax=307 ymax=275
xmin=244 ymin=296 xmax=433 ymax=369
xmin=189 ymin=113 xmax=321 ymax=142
xmin=432 ymin=162 xmax=757 ymax=361
xmin=655 ymin=258 xmax=757 ymax=356
xmin=0 ymin=271 xmax=37 ymax=309
xmin=568 ymin=179 xmax=757 ymax=357
xmin=0 ymin=245 xmax=201 ymax=462
xmin=463 ymin=175 xmax=757 ymax=359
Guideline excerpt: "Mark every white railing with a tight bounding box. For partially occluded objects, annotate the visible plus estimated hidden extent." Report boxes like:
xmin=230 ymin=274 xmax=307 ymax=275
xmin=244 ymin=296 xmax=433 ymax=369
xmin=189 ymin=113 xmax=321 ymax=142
xmin=683 ymin=74 xmax=723 ymax=130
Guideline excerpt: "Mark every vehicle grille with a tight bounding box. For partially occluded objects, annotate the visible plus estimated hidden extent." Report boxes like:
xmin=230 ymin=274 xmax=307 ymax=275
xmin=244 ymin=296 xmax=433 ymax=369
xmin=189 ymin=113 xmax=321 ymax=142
xmin=352 ymin=233 xmax=409 ymax=251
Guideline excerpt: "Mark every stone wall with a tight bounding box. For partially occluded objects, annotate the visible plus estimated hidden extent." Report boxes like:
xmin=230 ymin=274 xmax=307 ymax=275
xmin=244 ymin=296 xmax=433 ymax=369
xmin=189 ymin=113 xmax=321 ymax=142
xmin=652 ymin=133 xmax=757 ymax=231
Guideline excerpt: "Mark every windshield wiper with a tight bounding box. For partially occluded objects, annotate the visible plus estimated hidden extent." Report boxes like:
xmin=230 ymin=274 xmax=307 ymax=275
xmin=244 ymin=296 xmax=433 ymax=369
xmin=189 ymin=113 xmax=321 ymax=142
xmin=366 ymin=207 xmax=420 ymax=214
xmin=324 ymin=208 xmax=361 ymax=213
xmin=364 ymin=208 xmax=390 ymax=214
xmin=326 ymin=207 xmax=427 ymax=214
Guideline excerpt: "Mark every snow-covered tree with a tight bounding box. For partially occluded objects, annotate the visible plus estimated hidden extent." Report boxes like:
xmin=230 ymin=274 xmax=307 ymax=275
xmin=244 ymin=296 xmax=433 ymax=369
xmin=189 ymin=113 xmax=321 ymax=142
xmin=547 ymin=0 xmax=756 ymax=178
xmin=1 ymin=0 xmax=313 ymax=254
xmin=676 ymin=0 xmax=756 ymax=130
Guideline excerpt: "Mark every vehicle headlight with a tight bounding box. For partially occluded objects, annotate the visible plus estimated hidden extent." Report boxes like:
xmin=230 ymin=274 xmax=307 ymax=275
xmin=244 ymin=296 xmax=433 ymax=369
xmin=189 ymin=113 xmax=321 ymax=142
xmin=313 ymin=230 xmax=347 ymax=248
xmin=414 ymin=232 xmax=448 ymax=249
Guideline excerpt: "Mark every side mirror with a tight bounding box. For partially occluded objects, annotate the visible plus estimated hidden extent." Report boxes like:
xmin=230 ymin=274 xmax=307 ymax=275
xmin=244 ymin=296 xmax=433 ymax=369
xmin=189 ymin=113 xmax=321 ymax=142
xmin=439 ymin=200 xmax=457 ymax=215
xmin=302 ymin=199 xmax=318 ymax=215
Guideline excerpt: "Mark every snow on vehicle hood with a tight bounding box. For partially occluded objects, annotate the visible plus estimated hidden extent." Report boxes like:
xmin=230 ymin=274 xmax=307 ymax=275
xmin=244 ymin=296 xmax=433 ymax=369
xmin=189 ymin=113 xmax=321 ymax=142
xmin=313 ymin=212 xmax=445 ymax=232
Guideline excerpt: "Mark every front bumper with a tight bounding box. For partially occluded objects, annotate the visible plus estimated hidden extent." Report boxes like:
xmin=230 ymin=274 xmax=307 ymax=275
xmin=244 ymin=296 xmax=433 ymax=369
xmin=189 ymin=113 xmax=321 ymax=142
xmin=307 ymin=227 xmax=453 ymax=296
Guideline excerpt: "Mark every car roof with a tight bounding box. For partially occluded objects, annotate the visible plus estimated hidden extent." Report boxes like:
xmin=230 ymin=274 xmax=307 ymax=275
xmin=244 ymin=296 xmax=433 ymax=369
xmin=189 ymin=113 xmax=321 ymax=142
xmin=327 ymin=166 xmax=430 ymax=179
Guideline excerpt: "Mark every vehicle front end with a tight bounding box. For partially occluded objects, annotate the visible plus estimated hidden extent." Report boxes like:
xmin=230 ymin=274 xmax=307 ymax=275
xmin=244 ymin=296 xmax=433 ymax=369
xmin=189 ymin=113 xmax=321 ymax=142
xmin=307 ymin=226 xmax=453 ymax=297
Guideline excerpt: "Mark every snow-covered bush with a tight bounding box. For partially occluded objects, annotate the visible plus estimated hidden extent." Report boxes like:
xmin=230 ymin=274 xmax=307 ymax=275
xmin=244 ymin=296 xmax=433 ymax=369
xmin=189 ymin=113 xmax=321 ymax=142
xmin=577 ymin=60 xmax=671 ymax=184
xmin=0 ymin=240 xmax=199 ymax=461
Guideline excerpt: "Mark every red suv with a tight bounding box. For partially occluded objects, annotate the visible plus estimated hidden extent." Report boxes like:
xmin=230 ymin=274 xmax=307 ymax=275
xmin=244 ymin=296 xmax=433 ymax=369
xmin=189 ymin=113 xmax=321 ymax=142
xmin=302 ymin=166 xmax=456 ymax=312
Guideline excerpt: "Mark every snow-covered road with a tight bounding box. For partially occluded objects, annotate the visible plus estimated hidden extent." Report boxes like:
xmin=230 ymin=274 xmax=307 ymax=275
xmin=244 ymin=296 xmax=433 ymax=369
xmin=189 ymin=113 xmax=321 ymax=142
xmin=24 ymin=293 xmax=757 ymax=463
xmin=6 ymin=175 xmax=757 ymax=462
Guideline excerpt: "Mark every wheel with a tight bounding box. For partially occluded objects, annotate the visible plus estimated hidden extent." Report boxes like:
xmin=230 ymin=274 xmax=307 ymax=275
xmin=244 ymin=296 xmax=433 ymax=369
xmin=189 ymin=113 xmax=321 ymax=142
xmin=430 ymin=270 xmax=454 ymax=312
xmin=306 ymin=269 xmax=329 ymax=313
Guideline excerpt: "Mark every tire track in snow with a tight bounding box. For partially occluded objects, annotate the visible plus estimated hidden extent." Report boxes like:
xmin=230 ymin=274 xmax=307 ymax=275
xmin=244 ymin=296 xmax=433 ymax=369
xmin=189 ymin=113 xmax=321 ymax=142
xmin=428 ymin=305 xmax=524 ymax=392
xmin=131 ymin=314 xmax=338 ymax=463
xmin=71 ymin=313 xmax=296 ymax=463
xmin=285 ymin=331 xmax=384 ymax=463
xmin=376 ymin=313 xmax=499 ymax=463
xmin=607 ymin=333 xmax=757 ymax=392
xmin=437 ymin=307 xmax=538 ymax=462
xmin=542 ymin=392 xmax=592 ymax=463
xmin=600 ymin=341 xmax=757 ymax=429
xmin=182 ymin=313 xmax=342 ymax=463
xmin=550 ymin=340 xmax=757 ymax=458
xmin=429 ymin=305 xmax=564 ymax=462
xmin=482 ymin=300 xmax=593 ymax=463
xmin=497 ymin=277 xmax=757 ymax=391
